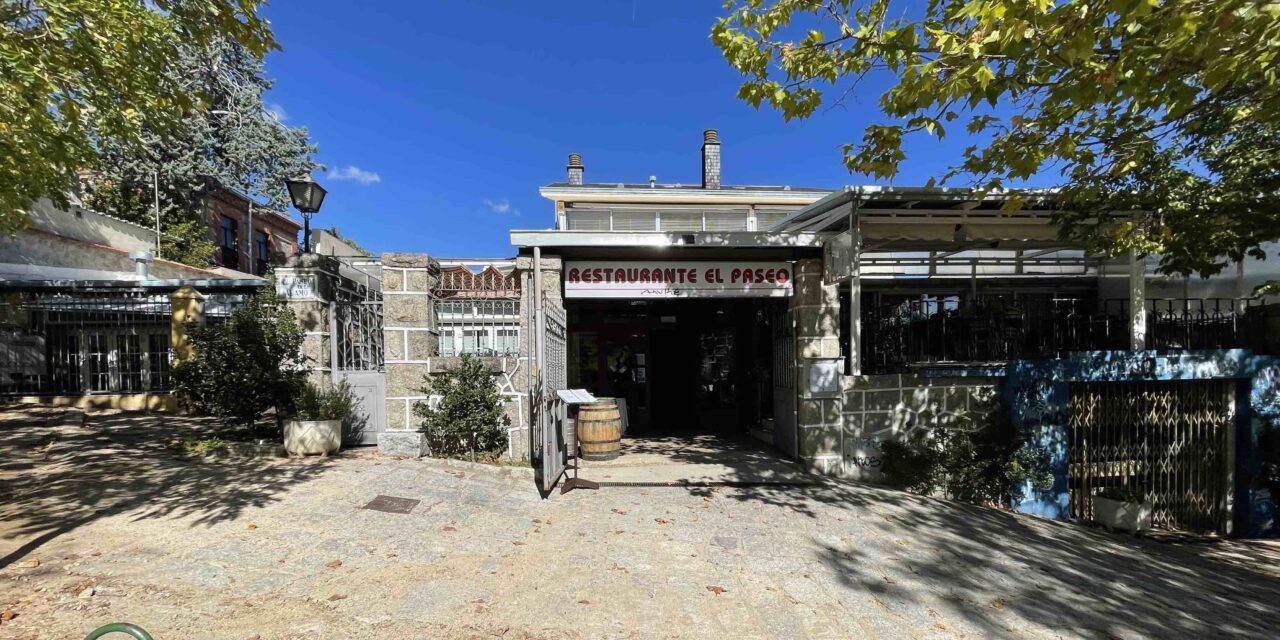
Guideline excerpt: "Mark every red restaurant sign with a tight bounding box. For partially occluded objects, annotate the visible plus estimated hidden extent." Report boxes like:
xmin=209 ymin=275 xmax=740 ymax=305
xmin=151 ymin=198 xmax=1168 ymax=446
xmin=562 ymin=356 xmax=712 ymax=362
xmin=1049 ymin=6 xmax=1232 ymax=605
xmin=564 ymin=261 xmax=793 ymax=299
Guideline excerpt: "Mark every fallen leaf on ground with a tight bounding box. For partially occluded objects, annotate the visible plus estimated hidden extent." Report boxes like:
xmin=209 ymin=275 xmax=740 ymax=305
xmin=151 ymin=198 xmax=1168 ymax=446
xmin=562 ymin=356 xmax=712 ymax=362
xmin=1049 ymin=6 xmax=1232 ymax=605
xmin=883 ymin=576 xmax=896 ymax=584
xmin=327 ymin=594 xmax=348 ymax=602
xmin=442 ymin=526 xmax=457 ymax=532
xmin=611 ymin=508 xmax=627 ymax=515
xmin=512 ymin=540 xmax=526 ymax=546
xmin=1 ymin=609 xmax=15 ymax=621
xmin=990 ymin=598 xmax=1007 ymax=609
xmin=325 ymin=560 xmax=343 ymax=569
xmin=246 ymin=524 xmax=258 ymax=530
xmin=655 ymin=518 xmax=671 ymax=525
xmin=578 ymin=600 xmax=591 ymax=605
xmin=706 ymin=586 xmax=727 ymax=596
xmin=15 ymin=560 xmax=38 ymax=569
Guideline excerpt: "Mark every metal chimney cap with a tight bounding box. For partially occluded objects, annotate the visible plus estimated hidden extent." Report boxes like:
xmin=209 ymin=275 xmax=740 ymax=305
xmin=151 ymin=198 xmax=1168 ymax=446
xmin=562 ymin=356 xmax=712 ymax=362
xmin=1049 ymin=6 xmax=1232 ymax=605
xmin=703 ymin=129 xmax=720 ymax=144
xmin=567 ymin=153 xmax=583 ymax=167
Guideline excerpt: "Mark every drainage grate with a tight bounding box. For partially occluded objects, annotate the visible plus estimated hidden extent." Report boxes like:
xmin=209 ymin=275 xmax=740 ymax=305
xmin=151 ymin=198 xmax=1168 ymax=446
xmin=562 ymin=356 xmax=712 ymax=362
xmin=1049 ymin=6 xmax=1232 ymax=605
xmin=362 ymin=495 xmax=420 ymax=514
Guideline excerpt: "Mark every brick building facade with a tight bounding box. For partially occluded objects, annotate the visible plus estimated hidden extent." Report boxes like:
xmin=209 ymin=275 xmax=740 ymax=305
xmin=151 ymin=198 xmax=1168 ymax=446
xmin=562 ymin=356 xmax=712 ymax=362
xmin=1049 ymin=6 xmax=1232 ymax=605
xmin=208 ymin=187 xmax=302 ymax=275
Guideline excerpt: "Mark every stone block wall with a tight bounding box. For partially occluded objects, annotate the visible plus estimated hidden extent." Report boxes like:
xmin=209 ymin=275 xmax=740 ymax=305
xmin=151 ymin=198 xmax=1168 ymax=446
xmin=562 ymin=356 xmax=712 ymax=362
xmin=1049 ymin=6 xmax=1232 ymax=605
xmin=274 ymin=254 xmax=338 ymax=387
xmin=839 ymin=374 xmax=997 ymax=483
xmin=381 ymin=253 xmax=438 ymax=448
xmin=382 ymin=252 xmax=532 ymax=460
xmin=792 ymin=258 xmax=844 ymax=469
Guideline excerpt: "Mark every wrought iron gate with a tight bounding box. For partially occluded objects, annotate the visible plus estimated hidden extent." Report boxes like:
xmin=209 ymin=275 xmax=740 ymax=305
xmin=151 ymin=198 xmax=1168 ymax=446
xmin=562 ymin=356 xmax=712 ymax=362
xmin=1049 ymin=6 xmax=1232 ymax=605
xmin=1068 ymin=379 xmax=1234 ymax=532
xmin=532 ymin=292 xmax=568 ymax=492
xmin=332 ymin=287 xmax=386 ymax=446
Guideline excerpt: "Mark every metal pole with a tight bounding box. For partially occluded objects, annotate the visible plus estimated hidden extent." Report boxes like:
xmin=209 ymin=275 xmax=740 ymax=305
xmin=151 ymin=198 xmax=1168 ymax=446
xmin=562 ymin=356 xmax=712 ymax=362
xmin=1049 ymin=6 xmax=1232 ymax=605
xmin=152 ymin=171 xmax=161 ymax=257
xmin=329 ymin=300 xmax=339 ymax=384
xmin=303 ymin=214 xmax=312 ymax=253
xmin=1129 ymin=249 xmax=1147 ymax=350
xmin=532 ymin=247 xmax=544 ymax=473
xmin=247 ymin=199 xmax=255 ymax=274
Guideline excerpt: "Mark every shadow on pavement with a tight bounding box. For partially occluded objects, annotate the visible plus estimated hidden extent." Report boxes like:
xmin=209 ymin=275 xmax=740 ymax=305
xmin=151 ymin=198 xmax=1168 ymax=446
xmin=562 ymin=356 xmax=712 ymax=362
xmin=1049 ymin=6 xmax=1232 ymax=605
xmin=0 ymin=406 xmax=332 ymax=569
xmin=700 ymin=478 xmax=1280 ymax=637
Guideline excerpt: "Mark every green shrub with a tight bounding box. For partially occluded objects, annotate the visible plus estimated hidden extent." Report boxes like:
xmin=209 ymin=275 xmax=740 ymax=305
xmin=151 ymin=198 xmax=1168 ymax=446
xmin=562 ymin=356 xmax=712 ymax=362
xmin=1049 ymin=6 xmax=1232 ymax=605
xmin=880 ymin=394 xmax=1052 ymax=507
xmin=413 ymin=354 xmax=510 ymax=458
xmin=293 ymin=380 xmax=357 ymax=422
xmin=171 ymin=287 xmax=305 ymax=428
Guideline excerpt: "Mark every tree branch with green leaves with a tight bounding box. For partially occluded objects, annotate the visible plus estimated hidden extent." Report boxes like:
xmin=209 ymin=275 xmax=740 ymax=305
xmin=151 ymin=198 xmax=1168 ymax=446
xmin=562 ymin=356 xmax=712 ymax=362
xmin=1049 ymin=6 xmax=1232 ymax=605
xmin=713 ymin=0 xmax=1280 ymax=285
xmin=0 ymin=0 xmax=276 ymax=233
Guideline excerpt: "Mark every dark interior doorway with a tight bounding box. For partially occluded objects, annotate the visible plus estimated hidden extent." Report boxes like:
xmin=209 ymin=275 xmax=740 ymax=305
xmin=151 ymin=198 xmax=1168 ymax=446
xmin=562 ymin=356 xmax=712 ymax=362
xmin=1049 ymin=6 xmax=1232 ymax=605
xmin=567 ymin=298 xmax=781 ymax=437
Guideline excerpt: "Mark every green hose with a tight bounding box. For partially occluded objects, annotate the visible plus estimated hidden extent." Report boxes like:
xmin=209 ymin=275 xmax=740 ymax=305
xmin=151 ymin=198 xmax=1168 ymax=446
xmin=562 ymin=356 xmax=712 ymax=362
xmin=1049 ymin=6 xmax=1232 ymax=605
xmin=84 ymin=623 xmax=154 ymax=640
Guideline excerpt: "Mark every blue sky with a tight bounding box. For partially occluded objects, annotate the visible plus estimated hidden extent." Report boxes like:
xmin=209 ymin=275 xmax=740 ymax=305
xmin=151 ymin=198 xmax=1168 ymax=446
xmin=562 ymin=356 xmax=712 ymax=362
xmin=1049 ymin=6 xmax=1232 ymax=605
xmin=260 ymin=1 xmax=988 ymax=257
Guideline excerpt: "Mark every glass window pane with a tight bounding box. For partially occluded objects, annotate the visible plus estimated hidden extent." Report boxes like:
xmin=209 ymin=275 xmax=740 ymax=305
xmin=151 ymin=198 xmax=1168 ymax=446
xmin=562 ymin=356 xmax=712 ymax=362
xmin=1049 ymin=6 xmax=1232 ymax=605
xmin=118 ymin=334 xmax=143 ymax=392
xmin=88 ymin=333 xmax=110 ymax=392
xmin=148 ymin=334 xmax=171 ymax=391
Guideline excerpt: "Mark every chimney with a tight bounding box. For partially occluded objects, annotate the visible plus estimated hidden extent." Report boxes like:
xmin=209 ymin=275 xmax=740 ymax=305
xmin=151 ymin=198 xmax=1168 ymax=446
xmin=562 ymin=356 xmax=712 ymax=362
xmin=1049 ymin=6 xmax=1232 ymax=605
xmin=567 ymin=153 xmax=584 ymax=186
xmin=701 ymin=129 xmax=721 ymax=189
xmin=130 ymin=251 xmax=153 ymax=278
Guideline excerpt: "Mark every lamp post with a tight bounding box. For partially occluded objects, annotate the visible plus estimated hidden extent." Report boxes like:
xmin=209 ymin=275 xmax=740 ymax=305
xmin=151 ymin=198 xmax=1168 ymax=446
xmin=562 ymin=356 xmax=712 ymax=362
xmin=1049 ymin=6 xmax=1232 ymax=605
xmin=286 ymin=177 xmax=327 ymax=253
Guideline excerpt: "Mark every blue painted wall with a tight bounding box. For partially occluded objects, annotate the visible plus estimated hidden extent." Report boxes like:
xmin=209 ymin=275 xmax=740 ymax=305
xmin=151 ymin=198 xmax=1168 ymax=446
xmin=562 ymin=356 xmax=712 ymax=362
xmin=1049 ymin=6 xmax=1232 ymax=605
xmin=1002 ymin=350 xmax=1279 ymax=537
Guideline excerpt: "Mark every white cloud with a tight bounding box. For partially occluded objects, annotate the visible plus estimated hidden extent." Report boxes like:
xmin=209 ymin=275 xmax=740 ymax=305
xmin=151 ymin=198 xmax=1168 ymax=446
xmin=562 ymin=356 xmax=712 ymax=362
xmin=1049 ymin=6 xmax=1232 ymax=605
xmin=329 ymin=165 xmax=382 ymax=185
xmin=483 ymin=198 xmax=519 ymax=216
xmin=265 ymin=102 xmax=289 ymax=122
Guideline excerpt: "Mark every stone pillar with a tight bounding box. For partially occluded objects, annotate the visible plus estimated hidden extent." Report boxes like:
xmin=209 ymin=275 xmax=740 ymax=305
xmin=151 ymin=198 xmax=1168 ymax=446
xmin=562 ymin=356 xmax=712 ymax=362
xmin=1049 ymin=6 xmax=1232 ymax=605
xmin=274 ymin=253 xmax=340 ymax=386
xmin=792 ymin=258 xmax=844 ymax=475
xmin=379 ymin=253 xmax=440 ymax=457
xmin=169 ymin=286 xmax=205 ymax=363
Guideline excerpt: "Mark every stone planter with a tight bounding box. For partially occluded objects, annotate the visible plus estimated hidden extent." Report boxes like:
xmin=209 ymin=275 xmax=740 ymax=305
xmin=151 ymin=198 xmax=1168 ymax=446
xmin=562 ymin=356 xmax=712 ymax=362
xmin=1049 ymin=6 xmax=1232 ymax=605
xmin=1094 ymin=496 xmax=1153 ymax=533
xmin=283 ymin=419 xmax=342 ymax=456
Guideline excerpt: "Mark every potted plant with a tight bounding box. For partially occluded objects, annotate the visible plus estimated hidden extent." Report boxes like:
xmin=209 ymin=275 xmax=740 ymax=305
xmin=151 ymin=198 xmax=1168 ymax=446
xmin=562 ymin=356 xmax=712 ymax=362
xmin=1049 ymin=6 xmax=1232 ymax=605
xmin=1093 ymin=486 xmax=1154 ymax=534
xmin=283 ymin=380 xmax=356 ymax=456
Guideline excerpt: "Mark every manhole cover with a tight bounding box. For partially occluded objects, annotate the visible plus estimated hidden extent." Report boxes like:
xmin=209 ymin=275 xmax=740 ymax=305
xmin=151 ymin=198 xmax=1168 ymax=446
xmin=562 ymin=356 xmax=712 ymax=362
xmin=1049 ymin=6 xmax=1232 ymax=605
xmin=362 ymin=495 xmax=420 ymax=514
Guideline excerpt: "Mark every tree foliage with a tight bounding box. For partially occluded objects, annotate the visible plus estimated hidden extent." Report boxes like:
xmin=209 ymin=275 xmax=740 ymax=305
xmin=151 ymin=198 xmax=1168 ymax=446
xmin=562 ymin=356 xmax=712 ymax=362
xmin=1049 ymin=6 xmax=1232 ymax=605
xmin=713 ymin=1 xmax=1280 ymax=282
xmin=0 ymin=0 xmax=275 ymax=234
xmin=171 ymin=287 xmax=305 ymax=428
xmin=414 ymin=355 xmax=510 ymax=458
xmin=81 ymin=35 xmax=318 ymax=266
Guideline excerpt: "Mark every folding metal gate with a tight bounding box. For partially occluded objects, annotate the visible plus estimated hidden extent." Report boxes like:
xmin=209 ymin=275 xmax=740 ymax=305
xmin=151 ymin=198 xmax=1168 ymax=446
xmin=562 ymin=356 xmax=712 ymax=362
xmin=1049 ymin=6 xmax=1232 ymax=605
xmin=532 ymin=290 xmax=569 ymax=492
xmin=1067 ymin=379 xmax=1234 ymax=532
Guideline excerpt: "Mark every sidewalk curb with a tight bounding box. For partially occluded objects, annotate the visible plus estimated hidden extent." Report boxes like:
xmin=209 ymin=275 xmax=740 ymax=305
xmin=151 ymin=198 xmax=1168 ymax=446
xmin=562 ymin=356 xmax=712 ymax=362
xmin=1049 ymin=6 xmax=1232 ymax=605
xmin=415 ymin=456 xmax=536 ymax=482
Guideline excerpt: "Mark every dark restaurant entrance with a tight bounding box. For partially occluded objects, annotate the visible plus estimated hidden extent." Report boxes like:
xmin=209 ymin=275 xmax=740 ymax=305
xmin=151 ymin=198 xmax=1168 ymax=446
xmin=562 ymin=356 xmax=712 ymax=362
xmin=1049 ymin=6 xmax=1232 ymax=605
xmin=566 ymin=298 xmax=782 ymax=437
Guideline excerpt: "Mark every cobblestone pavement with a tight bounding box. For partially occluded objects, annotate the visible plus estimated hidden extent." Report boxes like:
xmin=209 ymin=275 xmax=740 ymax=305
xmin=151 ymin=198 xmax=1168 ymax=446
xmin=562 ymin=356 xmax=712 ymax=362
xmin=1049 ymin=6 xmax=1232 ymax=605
xmin=2 ymin=409 xmax=1279 ymax=639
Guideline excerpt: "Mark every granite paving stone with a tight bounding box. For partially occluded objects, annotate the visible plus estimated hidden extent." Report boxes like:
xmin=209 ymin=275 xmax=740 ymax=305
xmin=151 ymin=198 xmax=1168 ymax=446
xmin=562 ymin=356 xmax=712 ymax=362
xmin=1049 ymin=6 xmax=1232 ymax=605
xmin=1 ymin=409 xmax=1279 ymax=639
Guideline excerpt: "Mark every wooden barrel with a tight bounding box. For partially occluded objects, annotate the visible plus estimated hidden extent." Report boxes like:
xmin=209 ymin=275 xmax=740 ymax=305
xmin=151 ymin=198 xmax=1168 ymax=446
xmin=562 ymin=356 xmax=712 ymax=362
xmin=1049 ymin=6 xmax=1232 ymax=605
xmin=577 ymin=399 xmax=622 ymax=461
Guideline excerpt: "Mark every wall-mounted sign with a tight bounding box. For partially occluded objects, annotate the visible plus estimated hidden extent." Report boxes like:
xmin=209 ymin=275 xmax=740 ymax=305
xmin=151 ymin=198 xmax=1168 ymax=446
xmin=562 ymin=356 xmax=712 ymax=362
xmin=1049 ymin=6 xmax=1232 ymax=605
xmin=276 ymin=273 xmax=318 ymax=300
xmin=565 ymin=261 xmax=793 ymax=299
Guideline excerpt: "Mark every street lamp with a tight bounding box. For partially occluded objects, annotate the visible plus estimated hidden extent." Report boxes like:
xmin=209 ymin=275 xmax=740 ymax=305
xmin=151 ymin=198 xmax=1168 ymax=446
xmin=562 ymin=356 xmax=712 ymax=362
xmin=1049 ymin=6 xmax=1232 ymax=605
xmin=286 ymin=177 xmax=327 ymax=253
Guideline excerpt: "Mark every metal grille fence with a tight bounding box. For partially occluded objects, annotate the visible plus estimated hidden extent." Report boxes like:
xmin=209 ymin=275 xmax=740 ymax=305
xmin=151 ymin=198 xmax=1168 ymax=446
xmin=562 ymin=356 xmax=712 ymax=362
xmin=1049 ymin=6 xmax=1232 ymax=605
xmin=433 ymin=264 xmax=521 ymax=357
xmin=0 ymin=290 xmax=233 ymax=396
xmin=333 ymin=278 xmax=384 ymax=372
xmin=773 ymin=304 xmax=795 ymax=390
xmin=862 ymin=296 xmax=1269 ymax=373
xmin=1068 ymin=379 xmax=1234 ymax=532
xmin=542 ymin=294 xmax=567 ymax=391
